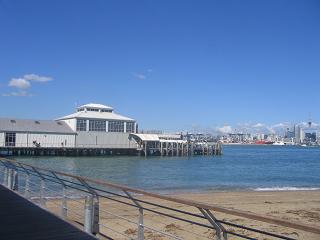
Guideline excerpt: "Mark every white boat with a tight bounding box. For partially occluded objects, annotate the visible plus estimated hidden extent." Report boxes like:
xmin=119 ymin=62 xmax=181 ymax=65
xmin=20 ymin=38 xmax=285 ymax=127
xmin=273 ymin=141 xmax=285 ymax=146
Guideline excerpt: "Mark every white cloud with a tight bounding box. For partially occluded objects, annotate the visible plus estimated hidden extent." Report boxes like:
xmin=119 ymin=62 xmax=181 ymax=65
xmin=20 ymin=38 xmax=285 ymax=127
xmin=3 ymin=73 xmax=53 ymax=97
xmin=271 ymin=123 xmax=288 ymax=128
xmin=8 ymin=78 xmax=31 ymax=89
xmin=2 ymin=91 xmax=33 ymax=97
xmin=253 ymin=123 xmax=265 ymax=128
xmin=23 ymin=74 xmax=52 ymax=82
xmin=216 ymin=125 xmax=232 ymax=134
xmin=132 ymin=72 xmax=146 ymax=80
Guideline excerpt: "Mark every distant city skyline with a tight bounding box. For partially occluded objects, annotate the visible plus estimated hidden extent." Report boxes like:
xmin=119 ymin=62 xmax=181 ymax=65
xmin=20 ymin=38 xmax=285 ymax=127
xmin=1 ymin=1 xmax=320 ymax=131
xmin=179 ymin=120 xmax=320 ymax=136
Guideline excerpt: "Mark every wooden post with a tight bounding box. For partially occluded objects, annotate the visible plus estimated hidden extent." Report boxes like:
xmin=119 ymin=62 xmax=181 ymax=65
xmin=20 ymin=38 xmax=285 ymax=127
xmin=144 ymin=142 xmax=147 ymax=157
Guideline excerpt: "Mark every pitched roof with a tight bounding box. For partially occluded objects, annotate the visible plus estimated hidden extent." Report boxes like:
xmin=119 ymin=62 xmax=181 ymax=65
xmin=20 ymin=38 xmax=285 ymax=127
xmin=0 ymin=118 xmax=75 ymax=134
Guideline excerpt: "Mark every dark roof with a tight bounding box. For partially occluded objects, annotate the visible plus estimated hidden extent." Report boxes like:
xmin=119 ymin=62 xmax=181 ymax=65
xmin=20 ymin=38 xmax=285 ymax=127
xmin=0 ymin=118 xmax=75 ymax=134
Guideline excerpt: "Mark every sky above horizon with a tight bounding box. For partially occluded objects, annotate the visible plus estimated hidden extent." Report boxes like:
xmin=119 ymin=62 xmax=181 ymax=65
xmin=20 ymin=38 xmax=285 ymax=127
xmin=1 ymin=0 xmax=320 ymax=133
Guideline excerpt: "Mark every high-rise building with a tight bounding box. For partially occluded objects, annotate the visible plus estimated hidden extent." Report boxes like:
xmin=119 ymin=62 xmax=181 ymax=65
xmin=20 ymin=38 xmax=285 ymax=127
xmin=294 ymin=125 xmax=305 ymax=143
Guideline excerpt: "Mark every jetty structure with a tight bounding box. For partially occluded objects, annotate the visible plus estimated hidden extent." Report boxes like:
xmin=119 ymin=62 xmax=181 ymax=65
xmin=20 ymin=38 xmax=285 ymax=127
xmin=0 ymin=103 xmax=222 ymax=156
xmin=130 ymin=133 xmax=222 ymax=157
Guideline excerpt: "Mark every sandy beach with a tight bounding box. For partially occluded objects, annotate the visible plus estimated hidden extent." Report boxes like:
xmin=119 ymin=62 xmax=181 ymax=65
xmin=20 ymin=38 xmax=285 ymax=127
xmin=46 ymin=190 xmax=320 ymax=240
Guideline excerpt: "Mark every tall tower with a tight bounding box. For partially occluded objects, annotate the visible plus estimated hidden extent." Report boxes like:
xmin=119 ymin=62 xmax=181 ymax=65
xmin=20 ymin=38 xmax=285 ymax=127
xmin=308 ymin=113 xmax=312 ymax=128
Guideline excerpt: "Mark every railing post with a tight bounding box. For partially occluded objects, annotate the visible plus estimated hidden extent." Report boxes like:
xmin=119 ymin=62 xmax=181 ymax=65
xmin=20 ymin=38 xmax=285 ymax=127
xmin=50 ymin=172 xmax=68 ymax=219
xmin=13 ymin=170 xmax=19 ymax=191
xmin=61 ymin=186 xmax=68 ymax=219
xmin=24 ymin=174 xmax=30 ymax=199
xmin=199 ymin=208 xmax=227 ymax=240
xmin=84 ymin=195 xmax=93 ymax=234
xmin=84 ymin=195 xmax=99 ymax=235
xmin=138 ymin=207 xmax=144 ymax=240
xmin=78 ymin=178 xmax=99 ymax=235
xmin=40 ymin=178 xmax=46 ymax=208
xmin=93 ymin=197 xmax=100 ymax=235
xmin=3 ymin=167 xmax=8 ymax=186
xmin=7 ymin=168 xmax=14 ymax=190
xmin=123 ymin=190 xmax=144 ymax=240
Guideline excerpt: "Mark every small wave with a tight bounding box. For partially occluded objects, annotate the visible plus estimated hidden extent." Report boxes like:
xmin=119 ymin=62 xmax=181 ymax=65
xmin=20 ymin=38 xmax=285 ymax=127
xmin=254 ymin=187 xmax=320 ymax=191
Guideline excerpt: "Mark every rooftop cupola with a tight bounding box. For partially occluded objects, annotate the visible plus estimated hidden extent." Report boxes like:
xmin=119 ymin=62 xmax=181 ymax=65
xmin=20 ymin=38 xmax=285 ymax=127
xmin=77 ymin=103 xmax=114 ymax=113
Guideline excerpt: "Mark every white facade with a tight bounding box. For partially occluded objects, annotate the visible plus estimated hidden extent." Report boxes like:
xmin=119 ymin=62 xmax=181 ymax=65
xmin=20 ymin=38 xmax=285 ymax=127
xmin=57 ymin=103 xmax=137 ymax=134
xmin=0 ymin=118 xmax=76 ymax=148
xmin=0 ymin=132 xmax=4 ymax=147
xmin=76 ymin=132 xmax=137 ymax=149
xmin=61 ymin=118 xmax=77 ymax=132
xmin=0 ymin=132 xmax=75 ymax=148
xmin=16 ymin=133 xmax=75 ymax=148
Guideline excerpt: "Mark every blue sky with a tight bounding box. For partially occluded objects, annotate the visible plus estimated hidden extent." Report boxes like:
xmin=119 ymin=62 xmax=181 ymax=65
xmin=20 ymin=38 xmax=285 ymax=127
xmin=0 ymin=0 xmax=320 ymax=132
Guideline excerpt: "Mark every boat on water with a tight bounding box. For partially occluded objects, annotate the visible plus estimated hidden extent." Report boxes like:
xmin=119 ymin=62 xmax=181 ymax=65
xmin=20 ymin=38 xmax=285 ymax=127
xmin=272 ymin=141 xmax=285 ymax=146
xmin=255 ymin=140 xmax=274 ymax=145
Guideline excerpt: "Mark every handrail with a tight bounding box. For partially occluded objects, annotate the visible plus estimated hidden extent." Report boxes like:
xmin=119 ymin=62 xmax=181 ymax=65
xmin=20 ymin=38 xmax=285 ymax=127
xmin=1 ymin=157 xmax=319 ymax=235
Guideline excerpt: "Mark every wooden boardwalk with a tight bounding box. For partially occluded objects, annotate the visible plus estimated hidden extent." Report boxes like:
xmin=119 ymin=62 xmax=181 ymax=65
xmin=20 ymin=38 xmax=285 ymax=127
xmin=0 ymin=184 xmax=97 ymax=240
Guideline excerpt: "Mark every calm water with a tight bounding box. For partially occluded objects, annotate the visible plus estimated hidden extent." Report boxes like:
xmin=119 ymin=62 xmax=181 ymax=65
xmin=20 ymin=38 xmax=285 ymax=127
xmin=14 ymin=145 xmax=320 ymax=193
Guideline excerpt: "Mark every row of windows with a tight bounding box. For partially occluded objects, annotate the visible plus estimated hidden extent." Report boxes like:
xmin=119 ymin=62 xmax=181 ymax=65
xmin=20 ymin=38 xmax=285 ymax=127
xmin=108 ymin=121 xmax=124 ymax=132
xmin=77 ymin=108 xmax=113 ymax=113
xmin=76 ymin=119 xmax=87 ymax=131
xmin=76 ymin=119 xmax=135 ymax=132
xmin=126 ymin=122 xmax=135 ymax=133
xmin=89 ymin=120 xmax=106 ymax=131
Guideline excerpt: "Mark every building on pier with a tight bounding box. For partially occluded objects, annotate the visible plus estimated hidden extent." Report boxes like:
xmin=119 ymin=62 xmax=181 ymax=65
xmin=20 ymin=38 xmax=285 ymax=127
xmin=0 ymin=103 xmax=222 ymax=156
xmin=0 ymin=103 xmax=137 ymax=155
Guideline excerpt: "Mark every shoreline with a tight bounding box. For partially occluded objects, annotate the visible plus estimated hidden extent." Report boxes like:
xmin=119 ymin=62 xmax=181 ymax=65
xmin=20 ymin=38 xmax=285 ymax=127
xmin=147 ymin=186 xmax=320 ymax=195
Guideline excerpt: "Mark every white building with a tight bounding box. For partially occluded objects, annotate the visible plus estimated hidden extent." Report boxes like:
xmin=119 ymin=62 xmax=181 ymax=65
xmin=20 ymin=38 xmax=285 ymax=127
xmin=0 ymin=118 xmax=76 ymax=148
xmin=57 ymin=103 xmax=137 ymax=149
xmin=0 ymin=103 xmax=138 ymax=152
xmin=294 ymin=125 xmax=305 ymax=143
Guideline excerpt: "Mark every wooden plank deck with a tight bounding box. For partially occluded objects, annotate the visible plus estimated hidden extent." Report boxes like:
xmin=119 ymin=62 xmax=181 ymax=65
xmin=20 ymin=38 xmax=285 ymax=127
xmin=0 ymin=184 xmax=97 ymax=240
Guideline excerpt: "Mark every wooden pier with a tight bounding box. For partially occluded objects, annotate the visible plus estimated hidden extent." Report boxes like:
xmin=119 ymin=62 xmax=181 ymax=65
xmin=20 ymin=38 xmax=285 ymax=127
xmin=0 ymin=134 xmax=223 ymax=157
xmin=0 ymin=147 xmax=138 ymax=157
xmin=130 ymin=133 xmax=223 ymax=157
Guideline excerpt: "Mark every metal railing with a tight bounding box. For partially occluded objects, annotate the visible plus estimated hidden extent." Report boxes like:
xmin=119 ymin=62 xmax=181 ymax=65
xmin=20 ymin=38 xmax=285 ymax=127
xmin=0 ymin=157 xmax=319 ymax=240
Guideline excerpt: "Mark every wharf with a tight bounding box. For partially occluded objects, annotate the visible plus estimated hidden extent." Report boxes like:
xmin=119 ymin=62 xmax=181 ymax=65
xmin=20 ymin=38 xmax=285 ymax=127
xmin=0 ymin=184 xmax=97 ymax=240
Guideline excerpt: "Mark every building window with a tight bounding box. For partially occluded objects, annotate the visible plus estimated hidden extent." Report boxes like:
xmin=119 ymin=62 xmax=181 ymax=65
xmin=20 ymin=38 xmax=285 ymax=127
xmin=126 ymin=122 xmax=135 ymax=133
xmin=87 ymin=108 xmax=99 ymax=112
xmin=108 ymin=121 xmax=124 ymax=132
xmin=5 ymin=132 xmax=16 ymax=147
xmin=89 ymin=120 xmax=106 ymax=131
xmin=76 ymin=119 xmax=87 ymax=131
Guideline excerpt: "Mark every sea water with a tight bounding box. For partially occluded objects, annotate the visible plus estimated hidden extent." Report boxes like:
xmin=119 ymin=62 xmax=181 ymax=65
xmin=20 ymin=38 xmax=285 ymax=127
xmin=14 ymin=145 xmax=320 ymax=193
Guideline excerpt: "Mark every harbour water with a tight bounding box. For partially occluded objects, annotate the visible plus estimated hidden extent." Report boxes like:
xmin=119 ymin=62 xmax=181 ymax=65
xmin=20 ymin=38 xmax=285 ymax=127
xmin=14 ymin=145 xmax=320 ymax=193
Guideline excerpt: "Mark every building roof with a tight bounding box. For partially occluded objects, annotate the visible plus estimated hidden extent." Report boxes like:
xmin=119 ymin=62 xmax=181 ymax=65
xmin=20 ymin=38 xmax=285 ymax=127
xmin=57 ymin=111 xmax=135 ymax=121
xmin=129 ymin=133 xmax=187 ymax=143
xmin=0 ymin=118 xmax=75 ymax=134
xmin=77 ymin=103 xmax=113 ymax=110
xmin=129 ymin=134 xmax=160 ymax=142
